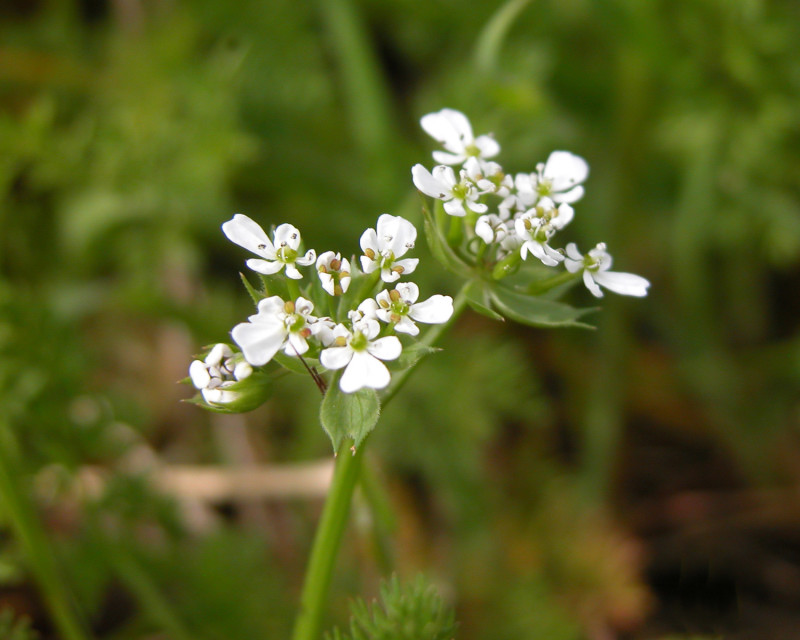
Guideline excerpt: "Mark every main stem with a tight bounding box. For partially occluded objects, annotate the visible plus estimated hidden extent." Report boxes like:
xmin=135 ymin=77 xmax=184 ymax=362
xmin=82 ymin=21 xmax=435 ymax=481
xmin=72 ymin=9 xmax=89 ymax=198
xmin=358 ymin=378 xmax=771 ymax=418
xmin=290 ymin=284 xmax=469 ymax=640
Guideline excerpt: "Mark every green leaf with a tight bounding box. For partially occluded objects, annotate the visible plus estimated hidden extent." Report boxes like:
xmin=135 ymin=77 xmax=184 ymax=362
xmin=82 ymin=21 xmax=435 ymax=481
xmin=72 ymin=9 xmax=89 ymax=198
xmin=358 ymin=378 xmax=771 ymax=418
xmin=239 ymin=272 xmax=263 ymax=307
xmin=420 ymin=197 xmax=473 ymax=275
xmin=274 ymin=351 xmax=322 ymax=376
xmin=320 ymin=380 xmax=381 ymax=451
xmin=489 ymin=285 xmax=595 ymax=328
xmin=465 ymin=280 xmax=505 ymax=322
xmin=393 ymin=341 xmax=442 ymax=371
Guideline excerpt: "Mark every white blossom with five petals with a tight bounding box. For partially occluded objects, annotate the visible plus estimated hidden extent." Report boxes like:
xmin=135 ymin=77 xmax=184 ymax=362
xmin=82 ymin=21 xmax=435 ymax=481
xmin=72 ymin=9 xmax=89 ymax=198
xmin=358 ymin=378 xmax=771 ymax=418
xmin=411 ymin=159 xmax=489 ymax=217
xmin=222 ymin=214 xmax=316 ymax=279
xmin=564 ymin=243 xmax=650 ymax=298
xmin=320 ymin=319 xmax=402 ymax=393
xmin=360 ymin=214 xmax=419 ymax=283
xmin=420 ymin=108 xmax=500 ymax=166
xmin=370 ymin=282 xmax=454 ymax=336
xmin=232 ymin=296 xmax=322 ymax=366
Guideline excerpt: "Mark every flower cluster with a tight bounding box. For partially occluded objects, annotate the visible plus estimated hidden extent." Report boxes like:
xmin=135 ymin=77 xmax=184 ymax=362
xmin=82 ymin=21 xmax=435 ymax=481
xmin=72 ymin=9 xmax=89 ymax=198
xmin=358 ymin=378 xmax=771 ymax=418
xmin=412 ymin=108 xmax=650 ymax=298
xmin=189 ymin=213 xmax=454 ymax=407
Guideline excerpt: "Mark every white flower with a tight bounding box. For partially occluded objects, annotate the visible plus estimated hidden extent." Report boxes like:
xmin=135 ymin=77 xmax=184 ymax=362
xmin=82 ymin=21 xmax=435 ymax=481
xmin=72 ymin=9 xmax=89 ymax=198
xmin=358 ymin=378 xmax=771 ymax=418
xmin=564 ymin=243 xmax=650 ymax=298
xmin=320 ymin=319 xmax=402 ymax=393
xmin=420 ymin=108 xmax=500 ymax=166
xmin=524 ymin=197 xmax=574 ymax=231
xmin=411 ymin=162 xmax=488 ymax=217
xmin=373 ymin=283 xmax=453 ymax=336
xmin=515 ymin=216 xmax=564 ymax=267
xmin=464 ymin=159 xmax=513 ymax=197
xmin=530 ymin=151 xmax=589 ymax=204
xmin=222 ymin=214 xmax=316 ymax=280
xmin=189 ymin=343 xmax=252 ymax=406
xmin=360 ymin=214 xmax=419 ymax=283
xmin=231 ymin=296 xmax=319 ymax=366
xmin=475 ymin=214 xmax=510 ymax=245
xmin=316 ymin=251 xmax=351 ymax=296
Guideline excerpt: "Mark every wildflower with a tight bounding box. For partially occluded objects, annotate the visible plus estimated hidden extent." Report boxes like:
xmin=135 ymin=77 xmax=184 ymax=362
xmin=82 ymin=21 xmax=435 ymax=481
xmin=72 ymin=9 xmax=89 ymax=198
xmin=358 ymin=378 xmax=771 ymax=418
xmin=232 ymin=296 xmax=319 ymax=366
xmin=564 ymin=243 xmax=650 ymax=298
xmin=475 ymin=214 xmax=510 ymax=245
xmin=529 ymin=151 xmax=589 ymax=204
xmin=316 ymin=251 xmax=351 ymax=296
xmin=222 ymin=214 xmax=316 ymax=279
xmin=360 ymin=214 xmax=419 ymax=283
xmin=525 ymin=197 xmax=574 ymax=231
xmin=515 ymin=216 xmax=564 ymax=267
xmin=373 ymin=283 xmax=454 ymax=336
xmin=320 ymin=319 xmax=402 ymax=393
xmin=189 ymin=343 xmax=252 ymax=406
xmin=411 ymin=160 xmax=489 ymax=217
xmin=420 ymin=108 xmax=500 ymax=166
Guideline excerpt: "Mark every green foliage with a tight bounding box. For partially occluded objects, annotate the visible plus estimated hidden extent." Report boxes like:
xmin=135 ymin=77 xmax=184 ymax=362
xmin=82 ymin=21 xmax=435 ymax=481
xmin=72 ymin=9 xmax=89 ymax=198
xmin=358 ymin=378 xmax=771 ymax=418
xmin=321 ymin=383 xmax=381 ymax=451
xmin=326 ymin=575 xmax=457 ymax=640
xmin=0 ymin=610 xmax=37 ymax=640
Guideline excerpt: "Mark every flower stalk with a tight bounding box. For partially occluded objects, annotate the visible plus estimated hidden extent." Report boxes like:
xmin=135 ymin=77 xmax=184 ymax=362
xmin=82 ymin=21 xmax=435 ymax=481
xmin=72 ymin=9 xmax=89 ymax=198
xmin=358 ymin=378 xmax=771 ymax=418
xmin=290 ymin=285 xmax=469 ymax=640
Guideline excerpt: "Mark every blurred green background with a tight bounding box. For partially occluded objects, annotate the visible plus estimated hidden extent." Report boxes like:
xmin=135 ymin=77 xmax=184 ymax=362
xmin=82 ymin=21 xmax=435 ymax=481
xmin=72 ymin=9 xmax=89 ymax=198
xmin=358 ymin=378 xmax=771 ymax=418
xmin=1 ymin=0 xmax=800 ymax=638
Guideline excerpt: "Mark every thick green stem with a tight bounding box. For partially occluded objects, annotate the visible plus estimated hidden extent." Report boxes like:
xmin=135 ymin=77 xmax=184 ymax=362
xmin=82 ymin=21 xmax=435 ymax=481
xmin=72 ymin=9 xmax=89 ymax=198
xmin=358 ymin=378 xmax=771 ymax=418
xmin=0 ymin=423 xmax=91 ymax=640
xmin=290 ymin=283 xmax=470 ymax=640
xmin=291 ymin=439 xmax=366 ymax=640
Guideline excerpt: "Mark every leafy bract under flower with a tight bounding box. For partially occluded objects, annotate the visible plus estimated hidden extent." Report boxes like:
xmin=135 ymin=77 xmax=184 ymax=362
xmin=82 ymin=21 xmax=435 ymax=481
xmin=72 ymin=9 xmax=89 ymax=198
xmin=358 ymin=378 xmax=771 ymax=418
xmin=222 ymin=214 xmax=316 ymax=279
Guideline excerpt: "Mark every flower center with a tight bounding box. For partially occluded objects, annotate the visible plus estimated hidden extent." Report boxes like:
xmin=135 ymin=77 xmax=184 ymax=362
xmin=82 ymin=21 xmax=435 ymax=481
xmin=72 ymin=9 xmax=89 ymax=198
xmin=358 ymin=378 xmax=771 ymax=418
xmin=349 ymin=331 xmax=368 ymax=352
xmin=536 ymin=178 xmax=553 ymax=197
xmin=465 ymin=143 xmax=481 ymax=157
xmin=277 ymin=246 xmax=298 ymax=263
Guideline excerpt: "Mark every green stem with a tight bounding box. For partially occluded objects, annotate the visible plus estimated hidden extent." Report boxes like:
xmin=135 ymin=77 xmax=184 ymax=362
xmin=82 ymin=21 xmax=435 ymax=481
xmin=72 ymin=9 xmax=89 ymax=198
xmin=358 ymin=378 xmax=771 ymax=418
xmin=0 ymin=423 xmax=91 ymax=640
xmin=290 ymin=283 xmax=470 ymax=640
xmin=291 ymin=439 xmax=366 ymax=640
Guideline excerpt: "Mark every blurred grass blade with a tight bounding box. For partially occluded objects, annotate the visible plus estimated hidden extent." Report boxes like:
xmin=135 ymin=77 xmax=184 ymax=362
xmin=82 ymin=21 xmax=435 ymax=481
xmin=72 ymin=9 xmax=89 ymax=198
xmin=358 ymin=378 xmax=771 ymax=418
xmin=0 ymin=422 xmax=92 ymax=640
xmin=474 ymin=0 xmax=532 ymax=72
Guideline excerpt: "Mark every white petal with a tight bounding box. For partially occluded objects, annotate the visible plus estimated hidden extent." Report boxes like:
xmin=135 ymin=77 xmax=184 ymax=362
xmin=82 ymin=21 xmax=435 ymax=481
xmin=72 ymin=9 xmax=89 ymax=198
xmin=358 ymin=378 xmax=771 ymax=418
xmin=189 ymin=361 xmax=210 ymax=389
xmin=432 ymin=165 xmax=457 ymax=189
xmin=443 ymin=199 xmax=467 ymax=217
xmin=320 ymin=346 xmax=353 ymax=371
xmin=361 ymin=256 xmax=378 ymax=274
xmin=283 ymin=332 xmax=310 ymax=356
xmin=221 ymin=214 xmax=275 ymax=258
xmin=385 ymin=216 xmax=417 ymax=258
xmin=409 ymin=295 xmax=453 ymax=325
xmin=318 ymin=272 xmax=334 ymax=295
xmin=360 ymin=227 xmax=379 ymax=254
xmin=432 ymin=150 xmax=466 ymax=165
xmin=553 ymin=185 xmax=585 ymax=204
xmin=393 ymin=316 xmax=419 ymax=335
xmin=340 ymin=352 xmax=390 ymax=393
xmin=592 ymin=271 xmax=650 ymax=297
xmin=412 ymin=164 xmax=449 ymax=199
xmin=367 ymin=336 xmax=402 ymax=361
xmin=565 ymin=242 xmax=583 ymax=261
xmin=233 ymin=362 xmax=252 ymax=380
xmin=380 ymin=267 xmax=401 ymax=283
xmin=273 ymin=223 xmax=302 ymax=250
xmin=421 ymin=109 xmax=472 ymax=153
xmin=358 ymin=298 xmax=380 ymax=319
xmin=392 ymin=257 xmax=419 ymax=276
xmin=583 ymin=270 xmax=604 ymax=298
xmin=552 ymin=203 xmax=574 ymax=229
xmin=466 ymin=201 xmax=488 ymax=214
xmin=474 ymin=135 xmax=500 ymax=158
xmin=255 ymin=296 xmax=286 ymax=317
xmin=284 ymin=264 xmax=303 ymax=280
xmin=296 ymin=250 xmax=316 ymax=267
xmin=231 ymin=321 xmax=287 ymax=366
xmin=475 ymin=216 xmax=495 ymax=243
xmin=206 ymin=343 xmax=232 ymax=366
xmin=394 ymin=282 xmax=419 ymax=304
xmin=544 ymin=151 xmax=589 ymax=191
xmin=246 ymin=258 xmax=284 ymax=275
